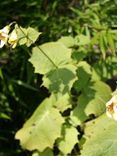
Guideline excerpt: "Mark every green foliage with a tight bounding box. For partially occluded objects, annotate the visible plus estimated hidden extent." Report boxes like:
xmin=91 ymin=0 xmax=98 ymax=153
xmin=70 ymin=81 xmax=112 ymax=125
xmin=0 ymin=0 xmax=117 ymax=155
xmin=32 ymin=148 xmax=53 ymax=156
xmin=58 ymin=125 xmax=78 ymax=155
xmin=29 ymin=42 xmax=72 ymax=74
xmin=81 ymin=114 xmax=117 ymax=156
xmin=16 ymin=25 xmax=41 ymax=47
xmin=15 ymin=95 xmax=64 ymax=151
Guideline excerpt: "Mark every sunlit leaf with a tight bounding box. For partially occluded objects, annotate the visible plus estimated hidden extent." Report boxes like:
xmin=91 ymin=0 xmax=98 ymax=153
xmin=32 ymin=148 xmax=53 ymax=156
xmin=16 ymin=26 xmax=41 ymax=46
xmin=70 ymin=81 xmax=112 ymax=125
xmin=58 ymin=125 xmax=78 ymax=155
xmin=58 ymin=36 xmax=75 ymax=47
xmin=15 ymin=96 xmax=64 ymax=151
xmin=53 ymin=93 xmax=72 ymax=112
xmin=81 ymin=114 xmax=117 ymax=156
xmin=29 ymin=42 xmax=71 ymax=74
xmin=75 ymin=34 xmax=90 ymax=46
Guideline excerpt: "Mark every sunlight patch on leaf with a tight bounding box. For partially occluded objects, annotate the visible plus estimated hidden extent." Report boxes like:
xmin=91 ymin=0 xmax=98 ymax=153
xmin=32 ymin=148 xmax=53 ymax=156
xmin=29 ymin=42 xmax=71 ymax=74
xmin=58 ymin=36 xmax=75 ymax=47
xmin=58 ymin=125 xmax=78 ymax=155
xmin=15 ymin=96 xmax=64 ymax=152
xmin=81 ymin=114 xmax=117 ymax=156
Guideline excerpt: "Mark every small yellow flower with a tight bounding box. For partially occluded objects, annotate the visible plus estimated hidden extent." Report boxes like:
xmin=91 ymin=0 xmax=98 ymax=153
xmin=0 ymin=26 xmax=10 ymax=48
xmin=106 ymin=95 xmax=117 ymax=121
xmin=8 ymin=30 xmax=18 ymax=48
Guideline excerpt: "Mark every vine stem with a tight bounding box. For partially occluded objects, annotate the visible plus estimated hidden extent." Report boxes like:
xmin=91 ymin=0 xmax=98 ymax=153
xmin=17 ymin=25 xmax=58 ymax=69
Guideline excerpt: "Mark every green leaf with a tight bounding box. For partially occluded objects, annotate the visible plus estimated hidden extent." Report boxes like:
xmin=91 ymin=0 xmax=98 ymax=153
xmin=75 ymin=34 xmax=90 ymax=46
xmin=0 ymin=112 xmax=10 ymax=120
xmin=15 ymin=96 xmax=64 ymax=152
xmin=74 ymin=61 xmax=92 ymax=92
xmin=29 ymin=42 xmax=71 ymax=74
xmin=99 ymin=32 xmax=106 ymax=59
xmin=42 ymin=64 xmax=76 ymax=94
xmin=70 ymin=81 xmax=112 ymax=125
xmin=26 ymin=27 xmax=41 ymax=47
xmin=107 ymin=31 xmax=115 ymax=54
xmin=32 ymin=148 xmax=53 ymax=156
xmin=53 ymin=93 xmax=72 ymax=112
xmin=16 ymin=26 xmax=27 ymax=45
xmin=58 ymin=125 xmax=78 ymax=155
xmin=16 ymin=26 xmax=41 ymax=46
xmin=93 ymin=56 xmax=117 ymax=80
xmin=81 ymin=114 xmax=117 ymax=156
xmin=91 ymin=32 xmax=100 ymax=45
xmin=72 ymin=47 xmax=87 ymax=62
xmin=58 ymin=36 xmax=75 ymax=47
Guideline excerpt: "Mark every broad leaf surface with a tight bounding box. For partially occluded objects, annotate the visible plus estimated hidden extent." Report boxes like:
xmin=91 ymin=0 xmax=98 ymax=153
xmin=81 ymin=114 xmax=117 ymax=156
xmin=26 ymin=27 xmax=41 ymax=47
xmin=70 ymin=81 xmax=112 ymax=125
xmin=15 ymin=96 xmax=64 ymax=152
xmin=53 ymin=93 xmax=72 ymax=112
xmin=32 ymin=148 xmax=53 ymax=156
xmin=58 ymin=126 xmax=78 ymax=155
xmin=29 ymin=42 xmax=71 ymax=74
xmin=42 ymin=64 xmax=76 ymax=94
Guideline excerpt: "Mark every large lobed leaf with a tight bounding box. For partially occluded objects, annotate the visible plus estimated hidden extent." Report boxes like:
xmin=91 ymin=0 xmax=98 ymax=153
xmin=29 ymin=42 xmax=71 ymax=74
xmin=15 ymin=96 xmax=64 ymax=152
xmin=42 ymin=64 xmax=76 ymax=94
xmin=81 ymin=114 xmax=117 ymax=156
xmin=70 ymin=81 xmax=112 ymax=125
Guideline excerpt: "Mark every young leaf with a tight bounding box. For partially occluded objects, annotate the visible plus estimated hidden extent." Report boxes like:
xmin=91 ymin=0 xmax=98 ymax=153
xmin=16 ymin=26 xmax=27 ymax=45
xmin=29 ymin=42 xmax=71 ymax=74
xmin=15 ymin=96 xmax=64 ymax=152
xmin=26 ymin=27 xmax=41 ymax=47
xmin=16 ymin=26 xmax=41 ymax=46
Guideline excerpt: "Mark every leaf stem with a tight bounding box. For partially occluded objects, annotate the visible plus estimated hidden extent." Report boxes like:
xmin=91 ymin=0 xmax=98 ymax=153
xmin=17 ymin=25 xmax=58 ymax=69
